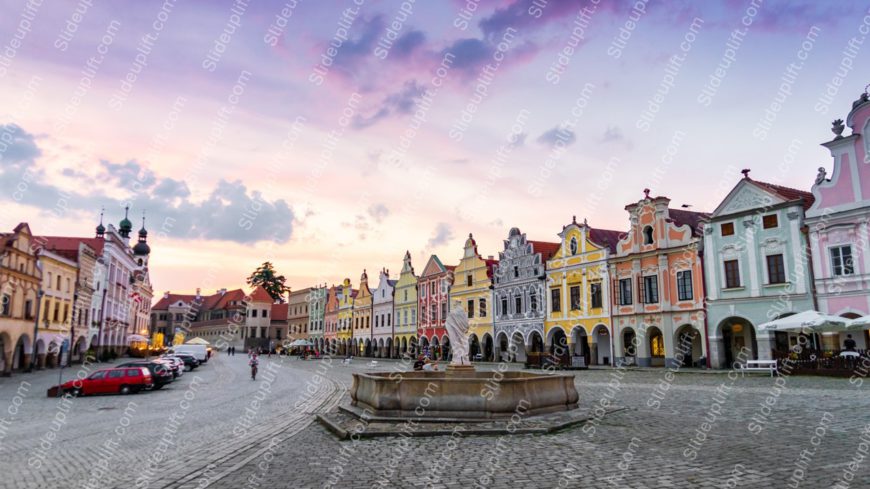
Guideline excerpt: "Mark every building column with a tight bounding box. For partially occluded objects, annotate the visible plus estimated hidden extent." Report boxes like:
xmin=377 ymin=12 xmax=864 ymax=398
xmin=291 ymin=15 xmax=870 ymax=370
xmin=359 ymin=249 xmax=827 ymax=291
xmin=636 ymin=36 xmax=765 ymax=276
xmin=756 ymin=333 xmax=775 ymax=361
xmin=707 ymin=334 xmax=726 ymax=369
xmin=587 ymin=334 xmax=598 ymax=366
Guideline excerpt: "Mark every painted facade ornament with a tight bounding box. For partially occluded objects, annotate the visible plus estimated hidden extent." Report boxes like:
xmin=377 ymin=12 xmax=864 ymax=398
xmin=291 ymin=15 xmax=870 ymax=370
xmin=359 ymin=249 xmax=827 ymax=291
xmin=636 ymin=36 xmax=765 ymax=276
xmin=831 ymin=119 xmax=845 ymax=139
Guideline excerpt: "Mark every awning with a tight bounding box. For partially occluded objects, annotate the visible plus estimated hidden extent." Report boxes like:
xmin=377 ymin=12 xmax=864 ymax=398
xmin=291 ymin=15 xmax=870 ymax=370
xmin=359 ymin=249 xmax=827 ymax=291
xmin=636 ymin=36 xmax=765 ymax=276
xmin=758 ymin=311 xmax=849 ymax=334
xmin=287 ymin=339 xmax=313 ymax=347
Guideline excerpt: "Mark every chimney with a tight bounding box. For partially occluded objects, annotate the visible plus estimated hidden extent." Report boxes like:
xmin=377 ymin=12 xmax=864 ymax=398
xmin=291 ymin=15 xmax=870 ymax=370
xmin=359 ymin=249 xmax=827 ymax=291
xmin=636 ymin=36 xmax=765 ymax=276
xmin=163 ymin=291 xmax=170 ymax=299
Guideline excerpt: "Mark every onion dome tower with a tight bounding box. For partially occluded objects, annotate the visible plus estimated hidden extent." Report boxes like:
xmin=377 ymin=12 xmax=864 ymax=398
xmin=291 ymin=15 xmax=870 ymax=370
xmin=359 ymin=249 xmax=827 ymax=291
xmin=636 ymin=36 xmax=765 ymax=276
xmin=133 ymin=213 xmax=151 ymax=265
xmin=119 ymin=205 xmax=133 ymax=239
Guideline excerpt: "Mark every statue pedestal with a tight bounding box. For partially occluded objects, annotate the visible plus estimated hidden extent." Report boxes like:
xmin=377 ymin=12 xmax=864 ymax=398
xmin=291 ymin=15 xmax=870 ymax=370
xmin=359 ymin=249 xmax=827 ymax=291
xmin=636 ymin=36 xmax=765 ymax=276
xmin=445 ymin=364 xmax=476 ymax=375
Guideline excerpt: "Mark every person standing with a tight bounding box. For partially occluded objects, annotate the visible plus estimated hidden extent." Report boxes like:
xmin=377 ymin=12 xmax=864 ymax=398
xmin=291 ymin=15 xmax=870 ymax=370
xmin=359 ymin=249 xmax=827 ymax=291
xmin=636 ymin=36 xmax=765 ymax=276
xmin=844 ymin=334 xmax=857 ymax=352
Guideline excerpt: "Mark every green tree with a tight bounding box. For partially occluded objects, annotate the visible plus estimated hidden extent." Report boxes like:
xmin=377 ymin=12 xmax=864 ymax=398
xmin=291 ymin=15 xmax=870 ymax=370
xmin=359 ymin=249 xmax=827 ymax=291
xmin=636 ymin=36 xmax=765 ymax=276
xmin=246 ymin=261 xmax=290 ymax=303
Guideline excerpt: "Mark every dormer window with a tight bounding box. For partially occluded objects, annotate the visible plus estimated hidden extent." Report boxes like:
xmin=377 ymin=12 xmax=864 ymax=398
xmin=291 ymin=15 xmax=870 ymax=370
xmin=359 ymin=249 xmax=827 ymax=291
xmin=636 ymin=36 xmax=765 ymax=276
xmin=569 ymin=237 xmax=578 ymax=255
xmin=643 ymin=226 xmax=654 ymax=245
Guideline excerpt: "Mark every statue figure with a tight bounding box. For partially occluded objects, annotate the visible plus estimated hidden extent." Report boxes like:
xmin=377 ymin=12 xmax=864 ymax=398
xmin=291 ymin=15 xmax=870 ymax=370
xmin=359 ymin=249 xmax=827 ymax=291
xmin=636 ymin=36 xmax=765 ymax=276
xmin=445 ymin=300 xmax=470 ymax=365
xmin=815 ymin=167 xmax=827 ymax=185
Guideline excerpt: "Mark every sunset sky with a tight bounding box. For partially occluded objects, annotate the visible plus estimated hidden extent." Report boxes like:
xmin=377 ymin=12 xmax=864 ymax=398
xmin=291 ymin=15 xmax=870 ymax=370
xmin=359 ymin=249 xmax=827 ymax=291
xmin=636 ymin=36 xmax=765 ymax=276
xmin=1 ymin=0 xmax=868 ymax=298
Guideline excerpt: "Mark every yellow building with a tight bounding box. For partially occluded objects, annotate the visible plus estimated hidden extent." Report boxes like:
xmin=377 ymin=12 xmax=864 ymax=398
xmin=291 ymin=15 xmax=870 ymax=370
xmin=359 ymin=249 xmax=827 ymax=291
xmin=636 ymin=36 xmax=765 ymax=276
xmin=336 ymin=278 xmax=355 ymax=354
xmin=352 ymin=270 xmax=373 ymax=356
xmin=449 ymin=234 xmax=497 ymax=360
xmin=545 ymin=217 xmax=621 ymax=366
xmin=393 ymin=251 xmax=418 ymax=357
xmin=37 ymin=249 xmax=79 ymax=368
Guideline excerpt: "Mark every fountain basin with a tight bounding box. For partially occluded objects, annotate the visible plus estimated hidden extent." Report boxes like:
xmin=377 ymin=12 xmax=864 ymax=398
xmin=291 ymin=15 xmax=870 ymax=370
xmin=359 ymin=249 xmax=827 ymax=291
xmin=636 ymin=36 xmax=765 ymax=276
xmin=351 ymin=370 xmax=579 ymax=419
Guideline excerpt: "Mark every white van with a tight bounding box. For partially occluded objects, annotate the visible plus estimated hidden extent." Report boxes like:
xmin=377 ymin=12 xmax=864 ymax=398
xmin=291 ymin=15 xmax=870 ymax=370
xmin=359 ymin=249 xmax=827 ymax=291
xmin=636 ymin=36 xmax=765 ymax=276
xmin=169 ymin=344 xmax=208 ymax=363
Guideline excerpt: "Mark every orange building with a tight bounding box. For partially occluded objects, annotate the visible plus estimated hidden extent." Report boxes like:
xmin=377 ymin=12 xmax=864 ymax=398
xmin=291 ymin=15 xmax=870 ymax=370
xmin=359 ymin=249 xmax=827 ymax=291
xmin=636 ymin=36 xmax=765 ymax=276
xmin=610 ymin=190 xmax=709 ymax=368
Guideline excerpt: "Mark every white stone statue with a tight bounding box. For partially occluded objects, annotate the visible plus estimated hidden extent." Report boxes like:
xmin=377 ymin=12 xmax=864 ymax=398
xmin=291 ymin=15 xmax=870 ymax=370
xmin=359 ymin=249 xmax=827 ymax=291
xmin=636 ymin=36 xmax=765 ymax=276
xmin=445 ymin=300 xmax=470 ymax=365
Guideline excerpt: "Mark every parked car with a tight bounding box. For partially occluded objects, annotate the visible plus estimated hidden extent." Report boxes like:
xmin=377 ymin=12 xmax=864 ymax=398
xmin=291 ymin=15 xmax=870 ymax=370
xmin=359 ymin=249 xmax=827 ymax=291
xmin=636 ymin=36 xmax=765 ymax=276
xmin=117 ymin=361 xmax=174 ymax=389
xmin=165 ymin=353 xmax=199 ymax=371
xmin=61 ymin=367 xmax=152 ymax=396
xmin=154 ymin=357 xmax=184 ymax=377
xmin=168 ymin=344 xmax=209 ymax=363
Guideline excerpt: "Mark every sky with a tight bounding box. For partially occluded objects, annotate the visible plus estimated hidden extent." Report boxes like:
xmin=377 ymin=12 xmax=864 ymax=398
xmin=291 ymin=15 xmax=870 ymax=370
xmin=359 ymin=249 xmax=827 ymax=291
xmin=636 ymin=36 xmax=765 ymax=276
xmin=1 ymin=0 xmax=869 ymax=299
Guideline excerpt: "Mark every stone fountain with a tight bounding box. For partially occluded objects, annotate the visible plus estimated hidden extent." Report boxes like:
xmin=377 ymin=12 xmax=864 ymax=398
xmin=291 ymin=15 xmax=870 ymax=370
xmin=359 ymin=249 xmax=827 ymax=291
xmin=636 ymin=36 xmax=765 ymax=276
xmin=317 ymin=302 xmax=590 ymax=438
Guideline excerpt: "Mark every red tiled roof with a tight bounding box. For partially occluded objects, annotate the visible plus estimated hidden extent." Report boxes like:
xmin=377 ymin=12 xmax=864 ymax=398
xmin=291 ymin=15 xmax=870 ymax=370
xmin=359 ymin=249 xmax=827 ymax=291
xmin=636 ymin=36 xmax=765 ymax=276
xmin=271 ymin=303 xmax=289 ymax=321
xmin=214 ymin=289 xmax=246 ymax=309
xmin=36 ymin=236 xmax=105 ymax=256
xmin=529 ymin=240 xmax=561 ymax=261
xmin=750 ymin=179 xmax=815 ymax=211
xmin=587 ymin=229 xmax=624 ymax=254
xmin=250 ymin=286 xmax=274 ymax=303
xmin=666 ymin=209 xmax=709 ymax=237
xmin=152 ymin=293 xmax=197 ymax=310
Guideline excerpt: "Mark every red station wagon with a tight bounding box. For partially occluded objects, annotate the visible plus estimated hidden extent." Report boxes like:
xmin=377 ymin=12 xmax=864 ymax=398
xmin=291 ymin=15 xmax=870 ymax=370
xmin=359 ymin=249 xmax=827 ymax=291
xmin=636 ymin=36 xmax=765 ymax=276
xmin=61 ymin=367 xmax=153 ymax=396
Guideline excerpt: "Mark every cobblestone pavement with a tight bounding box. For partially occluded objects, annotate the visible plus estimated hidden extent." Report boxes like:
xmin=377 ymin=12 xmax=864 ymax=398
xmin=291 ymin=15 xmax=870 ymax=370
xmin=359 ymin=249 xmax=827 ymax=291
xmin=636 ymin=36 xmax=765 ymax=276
xmin=0 ymin=353 xmax=344 ymax=489
xmin=3 ymin=356 xmax=868 ymax=488
xmin=220 ymin=359 xmax=870 ymax=489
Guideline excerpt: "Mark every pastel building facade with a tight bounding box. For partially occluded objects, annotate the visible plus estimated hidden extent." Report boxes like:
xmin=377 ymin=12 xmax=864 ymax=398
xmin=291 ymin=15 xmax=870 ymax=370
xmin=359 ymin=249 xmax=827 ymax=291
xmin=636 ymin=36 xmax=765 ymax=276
xmin=324 ymin=285 xmax=340 ymax=353
xmin=611 ymin=192 xmax=709 ymax=368
xmin=450 ymin=234 xmax=497 ymax=362
xmin=352 ymin=270 xmax=373 ymax=356
xmin=288 ymin=287 xmax=311 ymax=341
xmin=392 ymin=251 xmax=418 ymax=357
xmin=545 ymin=218 xmax=620 ymax=366
xmin=0 ymin=224 xmax=42 ymax=373
xmin=492 ymin=228 xmax=558 ymax=363
xmin=337 ymin=278 xmax=355 ymax=353
xmin=37 ymin=249 xmax=78 ymax=368
xmin=308 ymin=285 xmax=327 ymax=350
xmin=371 ymin=268 xmax=396 ymax=358
xmin=704 ymin=172 xmax=816 ymax=367
xmin=417 ymin=255 xmax=454 ymax=359
xmin=806 ymin=91 xmax=870 ymax=350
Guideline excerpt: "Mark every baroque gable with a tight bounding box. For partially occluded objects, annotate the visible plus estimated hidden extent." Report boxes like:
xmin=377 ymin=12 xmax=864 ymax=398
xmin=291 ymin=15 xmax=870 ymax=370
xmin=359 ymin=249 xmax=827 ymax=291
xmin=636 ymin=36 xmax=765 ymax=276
xmin=420 ymin=255 xmax=446 ymax=278
xmin=714 ymin=181 xmax=785 ymax=218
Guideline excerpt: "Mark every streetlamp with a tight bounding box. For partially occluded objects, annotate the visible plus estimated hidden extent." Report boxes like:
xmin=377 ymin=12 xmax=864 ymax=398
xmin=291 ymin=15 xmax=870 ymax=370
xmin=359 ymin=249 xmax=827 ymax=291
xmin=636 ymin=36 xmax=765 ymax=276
xmin=29 ymin=290 xmax=44 ymax=372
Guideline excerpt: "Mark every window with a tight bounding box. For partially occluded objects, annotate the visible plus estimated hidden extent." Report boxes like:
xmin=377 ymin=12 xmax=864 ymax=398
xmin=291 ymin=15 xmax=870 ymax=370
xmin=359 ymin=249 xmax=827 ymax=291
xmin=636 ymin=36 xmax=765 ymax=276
xmin=404 ymin=290 xmax=408 ymax=301
xmin=25 ymin=300 xmax=32 ymax=319
xmin=252 ymin=309 xmax=258 ymax=318
xmin=724 ymin=260 xmax=741 ymax=288
xmin=421 ymin=306 xmax=427 ymax=323
xmin=63 ymin=304 xmax=69 ymax=322
xmin=479 ymin=298 xmax=486 ymax=318
xmin=467 ymin=275 xmax=473 ymax=287
xmin=514 ymin=296 xmax=522 ymax=314
xmin=530 ymin=289 xmax=538 ymax=312
xmin=56 ymin=276 xmax=61 ymax=290
xmin=677 ymin=271 xmax=693 ymax=301
xmin=387 ymin=314 xmax=391 ymax=326
xmin=570 ymin=286 xmax=581 ymax=310
xmin=642 ymin=275 xmax=659 ymax=304
xmin=767 ymin=254 xmax=786 ymax=284
xmin=88 ymin=371 xmax=106 ymax=380
xmin=441 ymin=302 xmax=447 ymax=320
xmin=590 ymin=283 xmax=602 ymax=309
xmin=375 ymin=315 xmax=379 ymax=327
xmin=762 ymin=214 xmax=778 ymax=229
xmin=643 ymin=226 xmax=654 ymax=245
xmin=441 ymin=279 xmax=448 ymax=294
xmin=501 ymin=297 xmax=509 ymax=316
xmin=569 ymin=237 xmax=578 ymax=255
xmin=126 ymin=369 xmax=141 ymax=377
xmin=431 ymin=304 xmax=437 ymax=323
xmin=1 ymin=294 xmax=9 ymax=316
xmin=262 ymin=309 xmax=268 ymax=318
xmin=467 ymin=300 xmax=474 ymax=318
xmin=47 ymin=272 xmax=52 ymax=289
xmin=430 ymin=282 xmax=436 ymax=295
xmin=619 ymin=279 xmax=632 ymax=306
xmin=551 ymin=289 xmax=560 ymax=312
xmin=420 ymin=285 xmax=426 ymax=298
xmin=513 ymin=266 xmax=519 ymax=278
xmin=831 ymin=246 xmax=854 ymax=276
xmin=53 ymin=304 xmax=59 ymax=322
xmin=720 ymin=222 xmax=734 ymax=236
xmin=108 ymin=370 xmax=124 ymax=379
xmin=412 ymin=309 xmax=416 ymax=324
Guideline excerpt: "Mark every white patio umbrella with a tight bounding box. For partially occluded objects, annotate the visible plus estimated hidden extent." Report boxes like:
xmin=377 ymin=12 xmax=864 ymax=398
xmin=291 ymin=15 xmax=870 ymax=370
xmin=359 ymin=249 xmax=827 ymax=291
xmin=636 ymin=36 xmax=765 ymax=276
xmin=757 ymin=310 xmax=849 ymax=334
xmin=287 ymin=339 xmax=313 ymax=347
xmin=847 ymin=315 xmax=870 ymax=330
xmin=185 ymin=337 xmax=210 ymax=345
xmin=127 ymin=334 xmax=149 ymax=343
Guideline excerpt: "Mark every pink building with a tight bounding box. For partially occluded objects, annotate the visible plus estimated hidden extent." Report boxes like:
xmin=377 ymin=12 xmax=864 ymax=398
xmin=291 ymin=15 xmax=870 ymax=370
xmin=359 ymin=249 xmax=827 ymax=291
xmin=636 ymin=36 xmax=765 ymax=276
xmin=806 ymin=89 xmax=870 ymax=350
